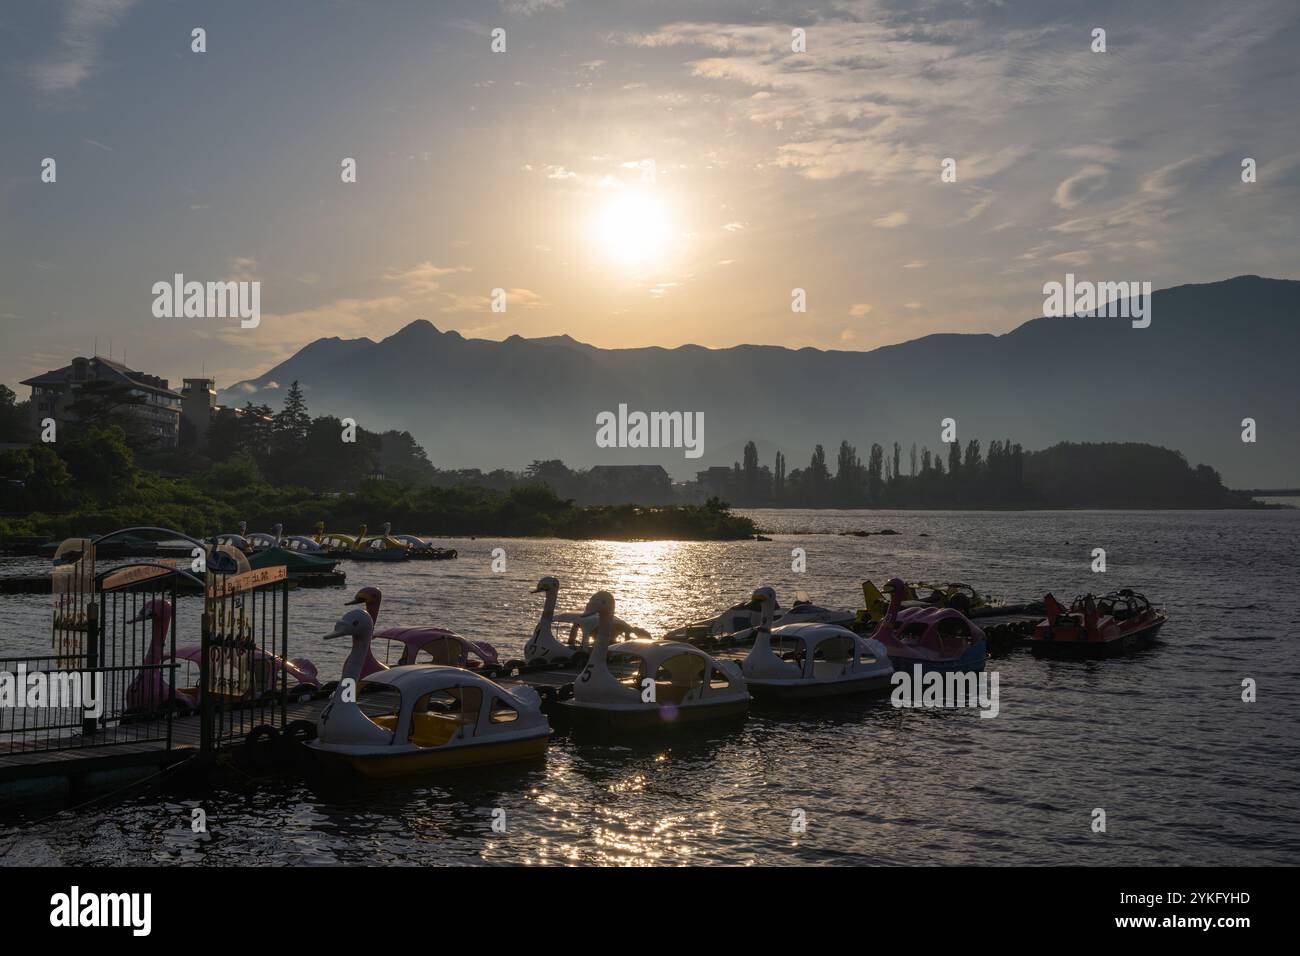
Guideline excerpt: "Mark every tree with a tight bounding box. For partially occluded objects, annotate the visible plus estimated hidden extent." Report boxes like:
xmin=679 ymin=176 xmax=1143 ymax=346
xmin=273 ymin=381 xmax=311 ymax=450
xmin=866 ymin=443 xmax=885 ymax=503
xmin=806 ymin=445 xmax=830 ymax=505
xmin=58 ymin=424 xmax=138 ymax=503
xmin=0 ymin=385 xmax=32 ymax=443
xmin=0 ymin=444 xmax=72 ymax=510
xmin=742 ymin=440 xmax=760 ymax=503
xmin=833 ymin=441 xmax=861 ymax=506
xmin=947 ymin=440 xmax=962 ymax=478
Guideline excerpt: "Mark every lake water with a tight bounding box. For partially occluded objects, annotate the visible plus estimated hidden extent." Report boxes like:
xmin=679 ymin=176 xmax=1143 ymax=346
xmin=2 ymin=508 xmax=1298 ymax=865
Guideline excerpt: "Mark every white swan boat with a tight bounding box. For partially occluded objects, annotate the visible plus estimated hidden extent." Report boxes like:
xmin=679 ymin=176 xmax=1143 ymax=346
xmin=664 ymin=587 xmax=855 ymax=643
xmin=556 ymin=591 xmax=748 ymax=730
xmin=742 ymin=589 xmax=893 ymax=700
xmin=306 ymin=609 xmax=550 ymax=777
xmin=522 ymin=577 xmax=650 ymax=667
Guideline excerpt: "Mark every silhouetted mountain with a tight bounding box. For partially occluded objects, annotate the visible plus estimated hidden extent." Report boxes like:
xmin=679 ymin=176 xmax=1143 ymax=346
xmin=221 ymin=276 xmax=1299 ymax=486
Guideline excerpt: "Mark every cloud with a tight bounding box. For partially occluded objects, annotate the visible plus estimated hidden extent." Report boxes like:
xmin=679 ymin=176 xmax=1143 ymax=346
xmin=384 ymin=261 xmax=472 ymax=294
xmin=28 ymin=0 xmax=137 ymax=94
xmin=1053 ymin=165 xmax=1109 ymax=210
xmin=501 ymin=0 xmax=566 ymax=15
xmin=228 ymin=257 xmax=259 ymax=281
xmin=848 ymin=303 xmax=873 ymax=317
xmin=873 ymin=211 xmax=909 ymax=229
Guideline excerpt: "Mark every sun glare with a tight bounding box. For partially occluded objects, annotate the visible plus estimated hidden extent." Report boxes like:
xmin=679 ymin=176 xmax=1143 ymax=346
xmin=593 ymin=193 xmax=671 ymax=267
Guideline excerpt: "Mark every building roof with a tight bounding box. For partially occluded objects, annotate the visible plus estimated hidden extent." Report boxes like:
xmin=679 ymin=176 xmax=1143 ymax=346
xmin=20 ymin=356 xmax=181 ymax=399
xmin=588 ymin=464 xmax=670 ymax=478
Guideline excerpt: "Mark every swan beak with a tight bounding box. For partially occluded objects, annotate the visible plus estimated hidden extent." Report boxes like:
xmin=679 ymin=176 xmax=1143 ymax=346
xmin=530 ymin=587 xmax=542 ymax=593
xmin=323 ymin=624 xmax=351 ymax=639
xmin=344 ymin=596 xmax=364 ymax=606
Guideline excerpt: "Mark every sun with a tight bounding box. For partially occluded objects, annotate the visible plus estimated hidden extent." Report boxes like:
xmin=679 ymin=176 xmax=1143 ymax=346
xmin=593 ymin=193 xmax=671 ymax=267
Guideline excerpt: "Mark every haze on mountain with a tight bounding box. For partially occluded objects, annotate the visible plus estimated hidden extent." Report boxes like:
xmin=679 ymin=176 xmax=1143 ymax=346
xmin=222 ymin=275 xmax=1298 ymax=488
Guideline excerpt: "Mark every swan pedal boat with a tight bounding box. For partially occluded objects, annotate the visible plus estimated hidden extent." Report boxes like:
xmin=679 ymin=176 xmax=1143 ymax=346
xmin=869 ymin=578 xmax=988 ymax=673
xmin=124 ymin=598 xmax=320 ymax=713
xmin=855 ymin=579 xmax=1001 ymax=626
xmin=521 ymin=577 xmax=650 ymax=669
xmin=1030 ymin=589 xmax=1167 ymax=658
xmin=744 ymin=622 xmax=894 ymax=701
xmin=307 ymin=608 xmax=549 ymax=777
xmin=343 ymin=586 xmax=499 ymax=675
xmin=664 ymin=588 xmax=854 ymax=644
xmin=556 ymin=591 xmax=748 ymax=730
xmin=308 ymin=666 xmax=551 ymax=777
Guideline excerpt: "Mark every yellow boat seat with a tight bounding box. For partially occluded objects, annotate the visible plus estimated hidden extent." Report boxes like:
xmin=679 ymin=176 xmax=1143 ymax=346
xmin=367 ymin=711 xmax=463 ymax=747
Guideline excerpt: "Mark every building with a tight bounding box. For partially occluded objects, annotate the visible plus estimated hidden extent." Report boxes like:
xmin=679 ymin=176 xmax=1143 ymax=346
xmin=20 ymin=355 xmax=182 ymax=447
xmin=694 ymin=466 xmax=736 ymax=500
xmin=180 ymin=377 xmax=216 ymax=447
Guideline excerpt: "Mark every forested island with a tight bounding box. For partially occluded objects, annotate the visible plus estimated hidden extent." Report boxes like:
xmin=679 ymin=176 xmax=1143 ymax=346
xmin=0 ymin=377 xmax=1267 ymax=544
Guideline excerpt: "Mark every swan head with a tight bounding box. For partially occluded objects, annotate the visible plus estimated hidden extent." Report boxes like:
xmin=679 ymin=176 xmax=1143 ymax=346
xmin=883 ymin=577 xmax=907 ymax=596
xmin=587 ymin=590 xmax=615 ymax=621
xmin=324 ymin=608 xmax=374 ymax=642
xmin=345 ymin=586 xmax=382 ymax=619
xmin=531 ymin=576 xmax=560 ymax=595
xmin=128 ymin=598 xmax=172 ymax=624
xmin=750 ymin=586 xmax=777 ymax=625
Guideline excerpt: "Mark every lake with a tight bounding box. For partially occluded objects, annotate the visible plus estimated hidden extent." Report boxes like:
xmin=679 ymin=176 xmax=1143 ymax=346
xmin=2 ymin=508 xmax=1298 ymax=865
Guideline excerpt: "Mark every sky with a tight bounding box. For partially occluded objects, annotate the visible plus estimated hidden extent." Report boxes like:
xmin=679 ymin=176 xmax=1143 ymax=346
xmin=2 ymin=0 xmax=1298 ymax=394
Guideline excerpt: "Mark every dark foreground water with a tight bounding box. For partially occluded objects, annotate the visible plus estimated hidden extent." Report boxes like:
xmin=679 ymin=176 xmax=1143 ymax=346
xmin=2 ymin=509 xmax=1298 ymax=865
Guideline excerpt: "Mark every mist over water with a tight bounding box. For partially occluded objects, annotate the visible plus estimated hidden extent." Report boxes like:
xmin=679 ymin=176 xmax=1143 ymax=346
xmin=3 ymin=509 xmax=1298 ymax=865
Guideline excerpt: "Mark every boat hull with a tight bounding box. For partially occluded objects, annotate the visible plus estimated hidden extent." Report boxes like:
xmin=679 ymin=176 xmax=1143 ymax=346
xmin=556 ymin=696 xmax=749 ymax=731
xmin=1030 ymin=618 xmax=1166 ymax=658
xmin=746 ymin=671 xmax=893 ymax=702
xmin=883 ymin=644 xmax=987 ymax=673
xmin=308 ymin=733 xmax=549 ymax=778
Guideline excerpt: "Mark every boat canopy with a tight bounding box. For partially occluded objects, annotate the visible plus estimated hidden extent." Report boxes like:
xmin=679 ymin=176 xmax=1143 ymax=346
xmin=349 ymin=665 xmax=546 ymax=749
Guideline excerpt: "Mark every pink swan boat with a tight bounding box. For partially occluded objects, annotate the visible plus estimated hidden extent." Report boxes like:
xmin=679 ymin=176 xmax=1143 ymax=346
xmin=343 ymin=586 xmax=499 ymax=676
xmin=870 ymin=577 xmax=988 ymax=672
xmin=124 ymin=598 xmax=321 ymax=713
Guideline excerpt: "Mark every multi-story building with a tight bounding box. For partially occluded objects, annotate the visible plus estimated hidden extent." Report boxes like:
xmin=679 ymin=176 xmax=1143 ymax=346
xmin=180 ymin=377 xmax=217 ymax=447
xmin=21 ymin=355 xmax=182 ymax=447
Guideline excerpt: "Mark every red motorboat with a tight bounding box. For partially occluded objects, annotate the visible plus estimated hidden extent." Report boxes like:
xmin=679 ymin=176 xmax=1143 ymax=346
xmin=1030 ymin=589 xmax=1167 ymax=657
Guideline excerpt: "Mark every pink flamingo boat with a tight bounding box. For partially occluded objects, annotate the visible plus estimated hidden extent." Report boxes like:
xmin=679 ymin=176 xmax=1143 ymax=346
xmin=870 ymin=578 xmax=988 ymax=672
xmin=124 ymin=598 xmax=321 ymax=713
xmin=343 ymin=586 xmax=499 ymax=676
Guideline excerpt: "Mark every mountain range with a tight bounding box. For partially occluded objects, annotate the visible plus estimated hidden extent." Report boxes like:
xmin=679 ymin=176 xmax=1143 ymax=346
xmin=221 ymin=275 xmax=1299 ymax=486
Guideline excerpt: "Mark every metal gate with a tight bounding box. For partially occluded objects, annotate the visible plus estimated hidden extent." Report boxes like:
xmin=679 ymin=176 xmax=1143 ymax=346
xmin=1 ymin=541 xmax=187 ymax=757
xmin=93 ymin=562 xmax=183 ymax=749
xmin=200 ymin=563 xmax=290 ymax=754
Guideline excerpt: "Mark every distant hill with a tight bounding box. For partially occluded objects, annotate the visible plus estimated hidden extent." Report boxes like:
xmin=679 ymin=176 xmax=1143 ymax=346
xmin=222 ymin=275 xmax=1300 ymax=486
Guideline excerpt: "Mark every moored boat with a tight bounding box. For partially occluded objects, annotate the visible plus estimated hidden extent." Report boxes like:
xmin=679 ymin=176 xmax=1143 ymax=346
xmin=353 ymin=523 xmax=411 ymax=562
xmin=519 ymin=578 xmax=650 ymax=669
xmin=342 ymin=586 xmax=499 ymax=676
xmin=741 ymin=590 xmax=894 ymax=701
xmin=665 ymin=587 xmax=854 ymax=644
xmin=870 ymin=578 xmax=987 ymax=672
xmin=556 ymin=591 xmax=749 ymax=730
xmin=1029 ymin=589 xmax=1167 ymax=657
xmin=306 ymin=609 xmax=549 ymax=777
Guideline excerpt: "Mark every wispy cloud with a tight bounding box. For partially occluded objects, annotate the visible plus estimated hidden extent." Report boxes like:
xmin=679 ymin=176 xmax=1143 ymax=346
xmin=28 ymin=0 xmax=137 ymax=94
